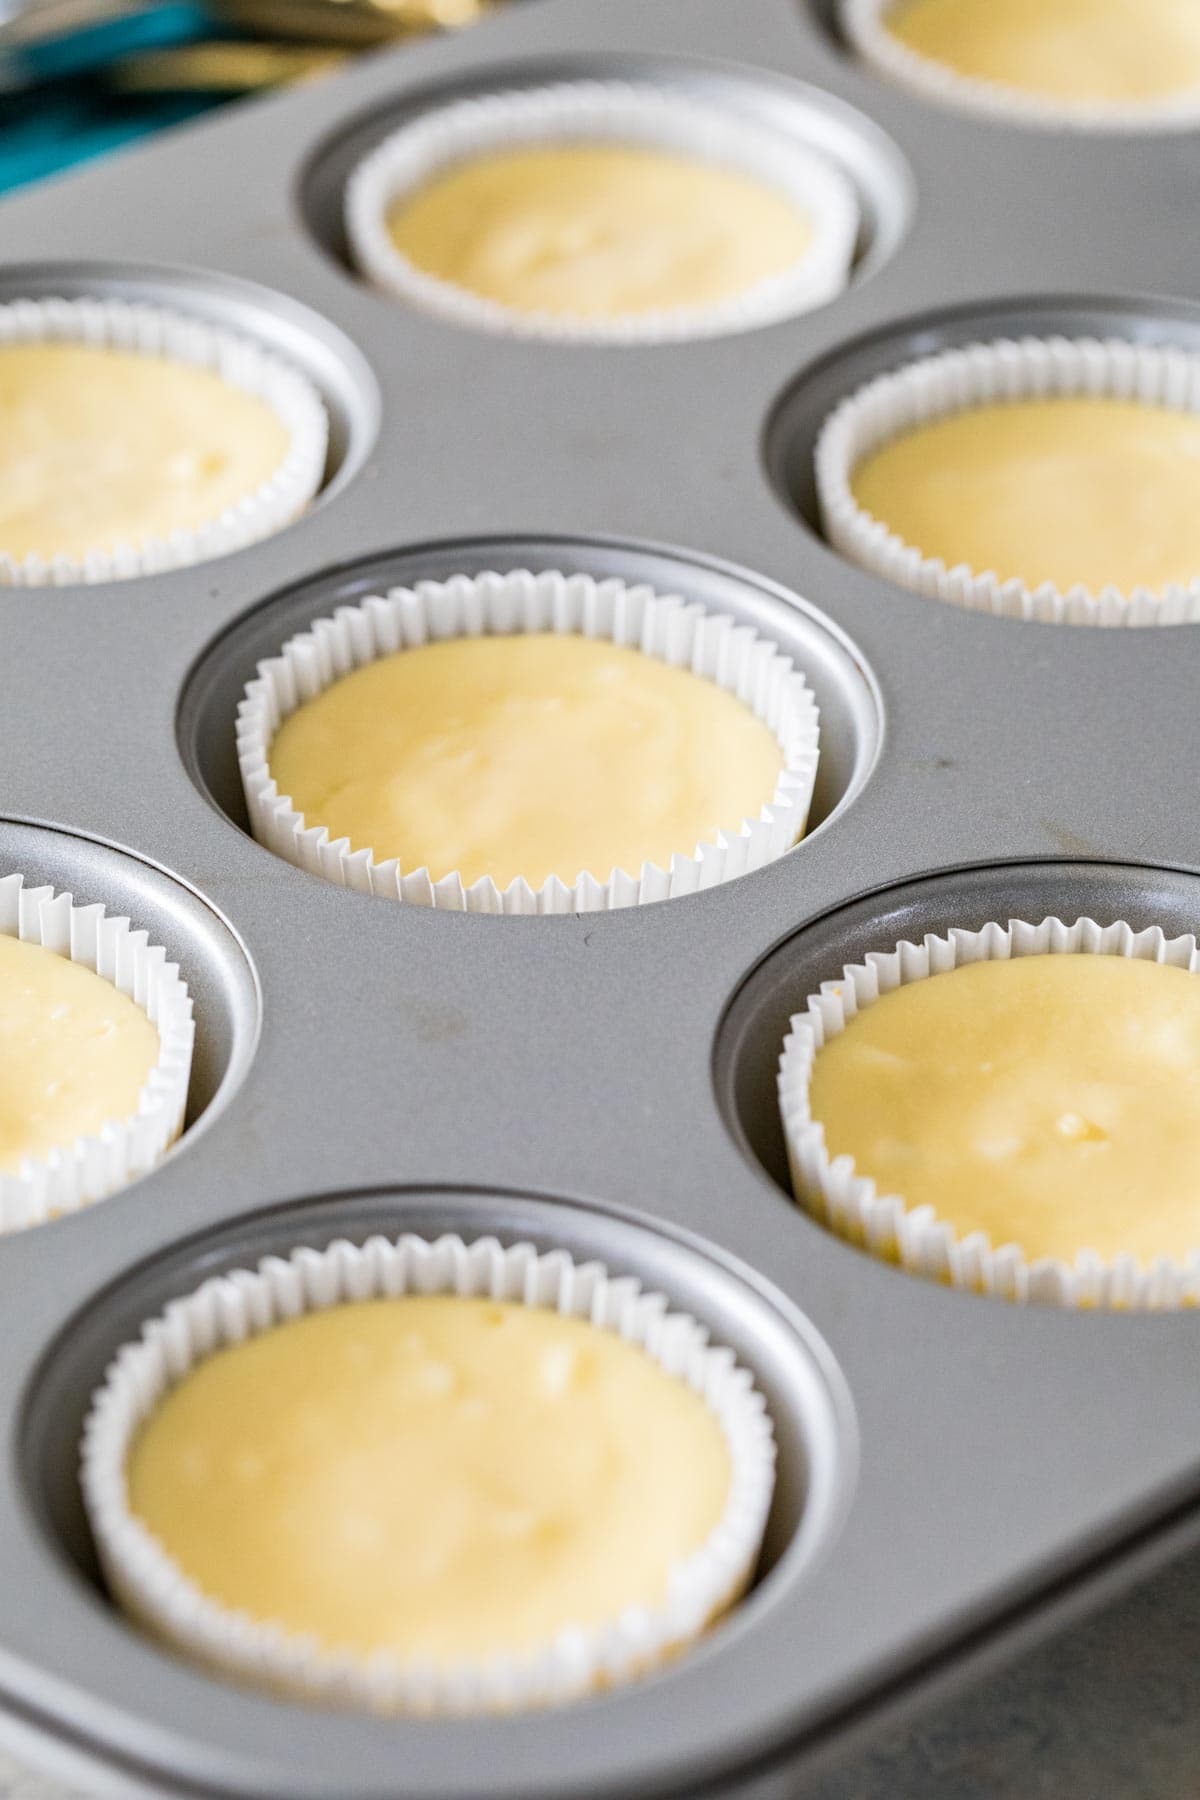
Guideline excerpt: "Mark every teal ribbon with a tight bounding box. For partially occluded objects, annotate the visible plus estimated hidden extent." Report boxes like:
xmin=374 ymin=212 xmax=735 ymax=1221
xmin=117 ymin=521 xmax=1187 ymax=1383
xmin=0 ymin=4 xmax=220 ymax=195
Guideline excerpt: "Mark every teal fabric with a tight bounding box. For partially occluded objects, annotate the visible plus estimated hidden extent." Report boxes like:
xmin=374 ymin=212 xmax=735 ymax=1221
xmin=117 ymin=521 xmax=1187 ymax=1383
xmin=0 ymin=5 xmax=223 ymax=195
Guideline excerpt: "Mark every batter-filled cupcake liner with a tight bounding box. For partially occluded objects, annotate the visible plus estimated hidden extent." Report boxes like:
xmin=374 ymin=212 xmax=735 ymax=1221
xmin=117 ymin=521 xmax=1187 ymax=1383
xmin=345 ymin=80 xmax=860 ymax=342
xmin=237 ymin=568 xmax=821 ymax=913
xmin=779 ymin=915 xmax=1200 ymax=1309
xmin=838 ymin=0 xmax=1200 ymax=133
xmin=0 ymin=295 xmax=328 ymax=586
xmin=0 ymin=872 xmax=194 ymax=1232
xmin=81 ymin=1230 xmax=777 ymax=1714
xmin=815 ymin=335 xmax=1200 ymax=626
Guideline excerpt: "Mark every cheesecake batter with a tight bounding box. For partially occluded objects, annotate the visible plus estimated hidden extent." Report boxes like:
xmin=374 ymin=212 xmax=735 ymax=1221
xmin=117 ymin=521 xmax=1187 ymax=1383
xmin=0 ymin=342 xmax=291 ymax=563
xmin=0 ymin=933 xmax=159 ymax=1173
xmin=884 ymin=0 xmax=1200 ymax=105
xmin=849 ymin=396 xmax=1200 ymax=597
xmin=385 ymin=143 xmax=813 ymax=317
xmin=128 ymin=1295 xmax=733 ymax=1663
xmin=268 ymin=632 xmax=786 ymax=889
xmin=810 ymin=953 xmax=1200 ymax=1267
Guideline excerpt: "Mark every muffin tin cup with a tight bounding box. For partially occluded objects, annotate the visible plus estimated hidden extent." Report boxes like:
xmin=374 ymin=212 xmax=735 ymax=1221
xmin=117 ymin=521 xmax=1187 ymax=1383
xmin=0 ymin=872 xmax=194 ymax=1233
xmin=778 ymin=913 xmax=1200 ymax=1310
xmin=80 ymin=1230 xmax=777 ymax=1715
xmin=344 ymin=79 xmax=860 ymax=342
xmin=837 ymin=0 xmax=1200 ymax=134
xmin=815 ymin=334 xmax=1200 ymax=626
xmin=236 ymin=567 xmax=821 ymax=913
xmin=0 ymin=296 xmax=329 ymax=587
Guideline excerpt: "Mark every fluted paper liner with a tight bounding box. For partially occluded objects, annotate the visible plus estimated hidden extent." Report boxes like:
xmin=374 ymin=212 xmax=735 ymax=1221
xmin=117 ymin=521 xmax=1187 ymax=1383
xmin=839 ymin=0 xmax=1200 ymax=133
xmin=816 ymin=335 xmax=1200 ymax=626
xmin=81 ymin=1231 xmax=777 ymax=1713
xmin=0 ymin=872 xmax=194 ymax=1231
xmin=0 ymin=296 xmax=328 ymax=586
xmin=779 ymin=915 xmax=1200 ymax=1310
xmin=237 ymin=568 xmax=821 ymax=913
xmin=345 ymin=80 xmax=859 ymax=342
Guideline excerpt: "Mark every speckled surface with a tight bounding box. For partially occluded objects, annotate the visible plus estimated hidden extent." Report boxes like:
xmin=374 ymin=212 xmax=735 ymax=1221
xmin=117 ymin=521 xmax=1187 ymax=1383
xmin=0 ymin=1758 xmax=75 ymax=1800
xmin=810 ymin=1541 xmax=1200 ymax=1800
xmin=6 ymin=1540 xmax=1200 ymax=1798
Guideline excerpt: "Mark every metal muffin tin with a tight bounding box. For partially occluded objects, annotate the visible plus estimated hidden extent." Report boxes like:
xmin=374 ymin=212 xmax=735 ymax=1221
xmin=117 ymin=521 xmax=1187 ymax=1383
xmin=4 ymin=0 xmax=1200 ymax=1793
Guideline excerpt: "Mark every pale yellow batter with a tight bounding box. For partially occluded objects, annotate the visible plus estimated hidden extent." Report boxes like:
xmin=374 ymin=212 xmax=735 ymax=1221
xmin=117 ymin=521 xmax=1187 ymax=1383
xmin=0 ymin=933 xmax=159 ymax=1173
xmin=269 ymin=633 xmax=786 ymax=890
xmin=850 ymin=397 xmax=1200 ymax=597
xmin=128 ymin=1295 xmax=732 ymax=1663
xmin=810 ymin=954 xmax=1200 ymax=1267
xmin=0 ymin=343 xmax=291 ymax=563
xmin=884 ymin=0 xmax=1200 ymax=105
xmin=385 ymin=144 xmax=813 ymax=318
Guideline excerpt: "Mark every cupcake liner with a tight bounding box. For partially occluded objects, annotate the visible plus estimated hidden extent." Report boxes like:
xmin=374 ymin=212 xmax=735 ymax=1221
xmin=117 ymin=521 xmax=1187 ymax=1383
xmin=237 ymin=568 xmax=821 ymax=914
xmin=81 ymin=1230 xmax=777 ymax=1714
xmin=815 ymin=335 xmax=1200 ymax=626
xmin=778 ymin=914 xmax=1200 ymax=1310
xmin=0 ymin=872 xmax=195 ymax=1232
xmin=0 ymin=296 xmax=328 ymax=587
xmin=345 ymin=80 xmax=860 ymax=342
xmin=838 ymin=0 xmax=1200 ymax=133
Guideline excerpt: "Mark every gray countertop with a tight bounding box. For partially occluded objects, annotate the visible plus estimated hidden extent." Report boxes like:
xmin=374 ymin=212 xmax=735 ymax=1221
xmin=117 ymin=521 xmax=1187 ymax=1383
xmin=814 ymin=1541 xmax=1200 ymax=1800
xmin=7 ymin=1539 xmax=1200 ymax=1800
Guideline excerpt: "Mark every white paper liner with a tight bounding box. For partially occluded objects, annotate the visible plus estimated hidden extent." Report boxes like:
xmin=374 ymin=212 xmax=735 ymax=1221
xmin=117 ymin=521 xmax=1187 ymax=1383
xmin=345 ymin=80 xmax=860 ymax=342
xmin=0 ymin=296 xmax=328 ymax=587
xmin=0 ymin=872 xmax=194 ymax=1232
xmin=779 ymin=915 xmax=1200 ymax=1310
xmin=81 ymin=1231 xmax=777 ymax=1714
xmin=815 ymin=335 xmax=1200 ymax=627
xmin=838 ymin=0 xmax=1200 ymax=133
xmin=237 ymin=568 xmax=821 ymax=914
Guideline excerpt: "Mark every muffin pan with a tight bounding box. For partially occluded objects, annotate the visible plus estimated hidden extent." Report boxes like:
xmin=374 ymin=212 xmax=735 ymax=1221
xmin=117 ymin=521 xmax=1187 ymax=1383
xmin=5 ymin=0 xmax=1200 ymax=1792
